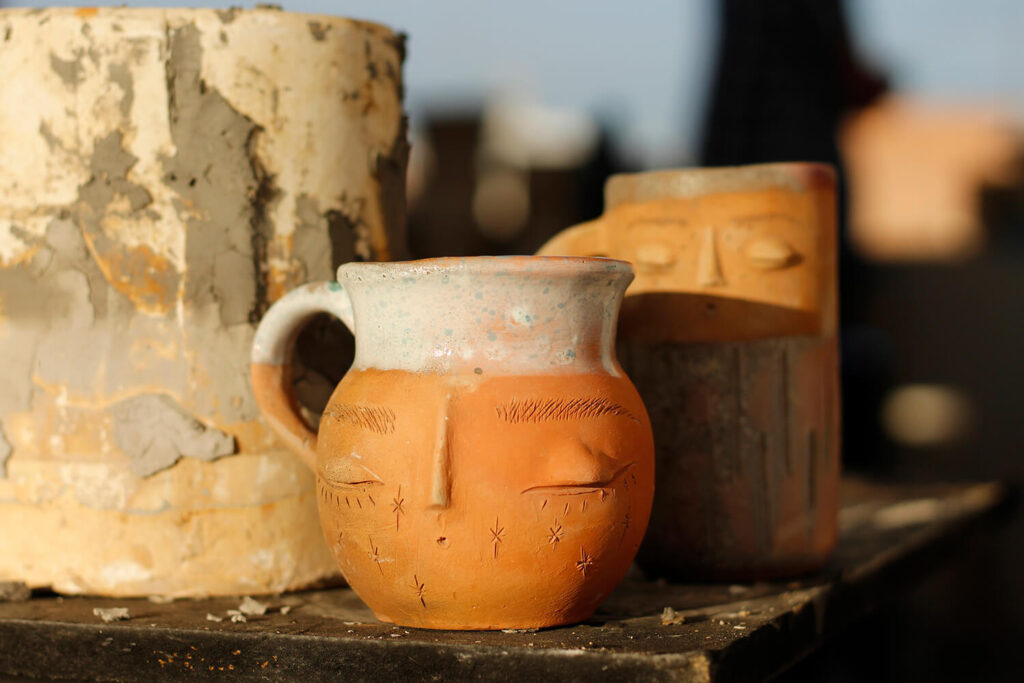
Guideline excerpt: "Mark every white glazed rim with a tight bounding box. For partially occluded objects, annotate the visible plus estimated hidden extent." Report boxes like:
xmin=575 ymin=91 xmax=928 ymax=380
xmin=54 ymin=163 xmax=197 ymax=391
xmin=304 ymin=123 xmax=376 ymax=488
xmin=336 ymin=255 xmax=633 ymax=281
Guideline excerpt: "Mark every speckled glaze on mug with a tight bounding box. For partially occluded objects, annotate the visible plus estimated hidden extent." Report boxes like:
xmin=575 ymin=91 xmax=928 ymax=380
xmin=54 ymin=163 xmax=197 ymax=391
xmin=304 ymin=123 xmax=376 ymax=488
xmin=251 ymin=256 xmax=654 ymax=629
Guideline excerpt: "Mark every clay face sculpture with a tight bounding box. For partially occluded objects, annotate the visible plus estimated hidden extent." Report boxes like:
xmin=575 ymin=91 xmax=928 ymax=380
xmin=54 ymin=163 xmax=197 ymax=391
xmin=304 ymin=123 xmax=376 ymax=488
xmin=540 ymin=164 xmax=836 ymax=344
xmin=538 ymin=164 xmax=839 ymax=580
xmin=251 ymin=257 xmax=654 ymax=629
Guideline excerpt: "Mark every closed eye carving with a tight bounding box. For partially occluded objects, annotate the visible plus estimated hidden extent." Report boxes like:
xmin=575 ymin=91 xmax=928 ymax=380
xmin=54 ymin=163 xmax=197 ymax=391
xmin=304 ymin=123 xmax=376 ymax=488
xmin=744 ymin=236 xmax=802 ymax=270
xmin=522 ymin=461 xmax=634 ymax=495
xmin=522 ymin=438 xmax=634 ymax=495
xmin=319 ymin=456 xmax=384 ymax=488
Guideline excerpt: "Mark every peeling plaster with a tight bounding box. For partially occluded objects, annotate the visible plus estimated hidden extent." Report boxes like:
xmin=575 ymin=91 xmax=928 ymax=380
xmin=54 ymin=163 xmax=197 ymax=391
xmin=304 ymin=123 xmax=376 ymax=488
xmin=111 ymin=394 xmax=236 ymax=477
xmin=37 ymin=121 xmax=70 ymax=153
xmin=49 ymin=52 xmax=83 ymax=89
xmin=107 ymin=62 xmax=134 ymax=118
xmin=215 ymin=9 xmax=239 ymax=24
xmin=81 ymin=131 xmax=153 ymax=213
xmin=294 ymin=194 xmax=353 ymax=279
xmin=45 ymin=218 xmax=109 ymax=319
xmin=15 ymin=216 xmax=186 ymax=398
xmin=307 ymin=21 xmax=330 ymax=41
xmin=0 ymin=221 xmax=82 ymax=410
xmin=162 ymin=23 xmax=276 ymax=326
xmin=76 ymin=135 xmax=155 ymax=293
xmin=327 ymin=205 xmax=368 ymax=262
xmin=158 ymin=21 xmax=283 ymax=422
xmin=0 ymin=422 xmax=11 ymax=478
xmin=372 ymin=119 xmax=410 ymax=261
xmin=72 ymin=127 xmax=182 ymax=315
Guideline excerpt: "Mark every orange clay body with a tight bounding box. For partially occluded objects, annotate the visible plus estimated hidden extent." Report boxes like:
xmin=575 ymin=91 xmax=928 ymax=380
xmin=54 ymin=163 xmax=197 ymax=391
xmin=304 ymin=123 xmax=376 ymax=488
xmin=316 ymin=369 xmax=652 ymax=629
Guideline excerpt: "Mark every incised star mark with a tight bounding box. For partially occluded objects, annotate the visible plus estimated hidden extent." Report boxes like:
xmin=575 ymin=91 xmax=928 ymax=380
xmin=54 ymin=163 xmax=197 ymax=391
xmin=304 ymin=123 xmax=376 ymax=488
xmin=490 ymin=516 xmax=505 ymax=558
xmin=410 ymin=575 xmax=426 ymax=607
xmin=391 ymin=486 xmax=406 ymax=531
xmin=575 ymin=547 xmax=594 ymax=576
xmin=547 ymin=521 xmax=564 ymax=550
xmin=368 ymin=536 xmax=384 ymax=575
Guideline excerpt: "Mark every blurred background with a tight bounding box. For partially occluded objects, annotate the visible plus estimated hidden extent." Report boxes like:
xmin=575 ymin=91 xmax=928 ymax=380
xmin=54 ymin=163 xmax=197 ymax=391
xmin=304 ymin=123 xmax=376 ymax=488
xmin=6 ymin=0 xmax=1023 ymax=679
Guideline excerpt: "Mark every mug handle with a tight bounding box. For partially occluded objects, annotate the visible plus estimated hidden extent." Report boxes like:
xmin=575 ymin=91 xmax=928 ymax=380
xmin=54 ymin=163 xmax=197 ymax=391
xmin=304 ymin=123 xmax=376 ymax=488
xmin=250 ymin=282 xmax=355 ymax=470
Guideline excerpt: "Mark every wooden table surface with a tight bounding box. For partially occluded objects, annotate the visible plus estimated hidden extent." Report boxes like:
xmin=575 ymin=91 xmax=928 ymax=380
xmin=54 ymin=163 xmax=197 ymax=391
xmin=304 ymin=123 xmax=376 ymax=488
xmin=0 ymin=478 xmax=1013 ymax=682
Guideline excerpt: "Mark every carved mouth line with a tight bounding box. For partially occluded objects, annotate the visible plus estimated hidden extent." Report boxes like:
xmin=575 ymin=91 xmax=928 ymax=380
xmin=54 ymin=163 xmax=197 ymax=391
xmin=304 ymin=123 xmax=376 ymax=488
xmin=520 ymin=462 xmax=634 ymax=495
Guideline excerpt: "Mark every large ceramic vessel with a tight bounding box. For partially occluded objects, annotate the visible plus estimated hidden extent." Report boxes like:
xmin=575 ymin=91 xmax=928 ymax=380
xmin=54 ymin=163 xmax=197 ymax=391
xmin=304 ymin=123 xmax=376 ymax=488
xmin=251 ymin=257 xmax=654 ymax=629
xmin=538 ymin=164 xmax=840 ymax=580
xmin=0 ymin=7 xmax=406 ymax=595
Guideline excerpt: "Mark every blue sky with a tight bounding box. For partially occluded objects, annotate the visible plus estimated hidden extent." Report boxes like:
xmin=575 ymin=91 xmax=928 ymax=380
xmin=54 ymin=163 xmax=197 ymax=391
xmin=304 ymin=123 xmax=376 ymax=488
xmin=8 ymin=1 xmax=1023 ymax=165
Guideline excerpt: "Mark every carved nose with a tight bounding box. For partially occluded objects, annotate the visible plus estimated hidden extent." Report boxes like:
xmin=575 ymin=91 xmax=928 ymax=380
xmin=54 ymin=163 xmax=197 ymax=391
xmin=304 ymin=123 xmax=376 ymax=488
xmin=697 ymin=225 xmax=725 ymax=287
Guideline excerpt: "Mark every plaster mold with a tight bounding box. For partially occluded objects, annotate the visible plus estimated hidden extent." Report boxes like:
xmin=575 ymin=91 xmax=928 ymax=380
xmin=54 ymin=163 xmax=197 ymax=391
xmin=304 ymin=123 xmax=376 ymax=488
xmin=0 ymin=7 xmax=406 ymax=596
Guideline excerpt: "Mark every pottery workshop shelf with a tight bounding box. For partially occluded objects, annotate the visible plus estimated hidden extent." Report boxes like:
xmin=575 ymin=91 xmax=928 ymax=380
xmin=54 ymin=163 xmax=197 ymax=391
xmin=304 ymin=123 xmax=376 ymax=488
xmin=0 ymin=478 xmax=1011 ymax=682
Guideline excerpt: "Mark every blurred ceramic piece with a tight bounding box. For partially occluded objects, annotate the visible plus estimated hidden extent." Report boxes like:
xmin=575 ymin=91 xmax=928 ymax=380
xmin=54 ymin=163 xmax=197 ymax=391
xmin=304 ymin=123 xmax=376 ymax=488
xmin=251 ymin=256 xmax=654 ymax=629
xmin=0 ymin=6 xmax=406 ymax=596
xmin=538 ymin=164 xmax=840 ymax=580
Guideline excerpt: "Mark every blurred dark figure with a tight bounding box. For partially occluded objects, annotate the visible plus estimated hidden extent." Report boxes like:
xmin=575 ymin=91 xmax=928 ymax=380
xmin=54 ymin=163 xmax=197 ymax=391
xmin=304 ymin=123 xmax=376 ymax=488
xmin=407 ymin=113 xmax=487 ymax=258
xmin=407 ymin=110 xmax=625 ymax=260
xmin=700 ymin=0 xmax=885 ymax=167
xmin=699 ymin=0 xmax=890 ymax=471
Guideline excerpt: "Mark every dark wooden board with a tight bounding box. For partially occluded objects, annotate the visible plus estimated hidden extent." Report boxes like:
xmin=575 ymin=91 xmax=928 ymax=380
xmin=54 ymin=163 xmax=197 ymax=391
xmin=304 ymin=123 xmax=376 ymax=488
xmin=0 ymin=479 xmax=1012 ymax=682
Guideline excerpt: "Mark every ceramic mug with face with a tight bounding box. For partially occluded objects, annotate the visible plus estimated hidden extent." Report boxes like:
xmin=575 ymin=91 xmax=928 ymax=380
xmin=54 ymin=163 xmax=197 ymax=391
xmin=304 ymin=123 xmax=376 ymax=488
xmin=250 ymin=256 xmax=654 ymax=629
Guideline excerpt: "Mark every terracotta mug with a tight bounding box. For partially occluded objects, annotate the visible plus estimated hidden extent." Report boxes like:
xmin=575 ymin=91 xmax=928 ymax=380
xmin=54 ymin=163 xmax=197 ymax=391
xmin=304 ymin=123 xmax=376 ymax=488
xmin=250 ymin=256 xmax=654 ymax=630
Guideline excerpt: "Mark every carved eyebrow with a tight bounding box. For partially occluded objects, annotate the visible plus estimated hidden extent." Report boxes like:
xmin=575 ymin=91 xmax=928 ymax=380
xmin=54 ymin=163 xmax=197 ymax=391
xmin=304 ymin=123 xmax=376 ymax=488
xmin=496 ymin=398 xmax=638 ymax=424
xmin=324 ymin=405 xmax=396 ymax=435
